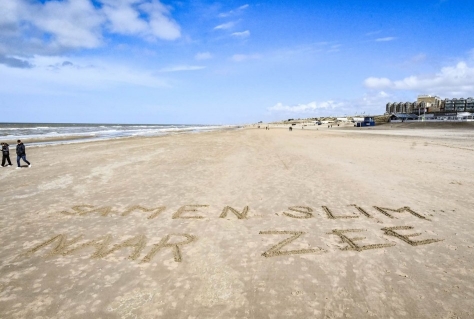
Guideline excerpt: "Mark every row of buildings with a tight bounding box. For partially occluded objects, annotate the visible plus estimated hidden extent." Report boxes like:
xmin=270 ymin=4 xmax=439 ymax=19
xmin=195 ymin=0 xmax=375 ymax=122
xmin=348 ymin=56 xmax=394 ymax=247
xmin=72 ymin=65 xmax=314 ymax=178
xmin=386 ymin=95 xmax=474 ymax=114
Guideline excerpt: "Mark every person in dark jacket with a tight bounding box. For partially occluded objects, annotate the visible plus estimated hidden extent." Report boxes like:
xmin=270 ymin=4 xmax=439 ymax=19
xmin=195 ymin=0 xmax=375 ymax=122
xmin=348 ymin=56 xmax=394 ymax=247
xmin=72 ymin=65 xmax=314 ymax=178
xmin=16 ymin=140 xmax=31 ymax=169
xmin=1 ymin=142 xmax=12 ymax=167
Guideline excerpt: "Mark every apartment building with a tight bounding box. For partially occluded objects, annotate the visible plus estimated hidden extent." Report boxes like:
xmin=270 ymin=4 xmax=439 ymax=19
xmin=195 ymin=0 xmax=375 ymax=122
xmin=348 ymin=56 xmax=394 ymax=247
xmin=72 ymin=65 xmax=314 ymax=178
xmin=386 ymin=95 xmax=474 ymax=114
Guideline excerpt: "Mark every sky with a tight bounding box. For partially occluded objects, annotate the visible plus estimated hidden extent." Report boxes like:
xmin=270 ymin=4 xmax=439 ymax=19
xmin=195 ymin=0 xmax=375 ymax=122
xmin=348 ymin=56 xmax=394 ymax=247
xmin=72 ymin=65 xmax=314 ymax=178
xmin=1 ymin=0 xmax=474 ymax=124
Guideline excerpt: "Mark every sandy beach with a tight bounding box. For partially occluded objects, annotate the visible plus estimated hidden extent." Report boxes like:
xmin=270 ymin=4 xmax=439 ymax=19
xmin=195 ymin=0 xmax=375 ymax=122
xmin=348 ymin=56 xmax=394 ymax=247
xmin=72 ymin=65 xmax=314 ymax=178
xmin=1 ymin=126 xmax=474 ymax=318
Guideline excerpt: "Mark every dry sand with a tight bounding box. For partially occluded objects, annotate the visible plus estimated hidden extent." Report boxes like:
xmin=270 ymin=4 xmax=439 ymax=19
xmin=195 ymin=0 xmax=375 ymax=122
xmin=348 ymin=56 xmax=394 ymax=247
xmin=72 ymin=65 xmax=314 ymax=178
xmin=1 ymin=126 xmax=473 ymax=318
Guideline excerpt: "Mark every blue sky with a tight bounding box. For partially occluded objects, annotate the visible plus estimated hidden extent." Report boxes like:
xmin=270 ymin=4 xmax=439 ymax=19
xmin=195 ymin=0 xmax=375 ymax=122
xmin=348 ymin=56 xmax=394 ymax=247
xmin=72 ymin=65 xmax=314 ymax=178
xmin=1 ymin=0 xmax=474 ymax=124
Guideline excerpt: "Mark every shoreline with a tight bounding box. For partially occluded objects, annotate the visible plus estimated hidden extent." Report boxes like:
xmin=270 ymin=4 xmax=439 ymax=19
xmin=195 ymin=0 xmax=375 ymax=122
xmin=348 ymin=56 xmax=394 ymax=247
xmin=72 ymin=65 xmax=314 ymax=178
xmin=0 ymin=125 xmax=240 ymax=147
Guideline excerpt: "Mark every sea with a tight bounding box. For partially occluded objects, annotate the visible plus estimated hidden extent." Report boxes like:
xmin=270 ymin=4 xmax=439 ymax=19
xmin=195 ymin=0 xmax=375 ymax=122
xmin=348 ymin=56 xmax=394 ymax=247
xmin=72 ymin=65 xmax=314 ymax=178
xmin=0 ymin=123 xmax=233 ymax=147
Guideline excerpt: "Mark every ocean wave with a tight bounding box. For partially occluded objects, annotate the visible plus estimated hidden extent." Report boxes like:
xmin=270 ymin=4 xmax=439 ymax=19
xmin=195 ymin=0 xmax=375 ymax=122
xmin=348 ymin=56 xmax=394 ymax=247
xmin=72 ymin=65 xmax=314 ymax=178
xmin=0 ymin=123 xmax=232 ymax=147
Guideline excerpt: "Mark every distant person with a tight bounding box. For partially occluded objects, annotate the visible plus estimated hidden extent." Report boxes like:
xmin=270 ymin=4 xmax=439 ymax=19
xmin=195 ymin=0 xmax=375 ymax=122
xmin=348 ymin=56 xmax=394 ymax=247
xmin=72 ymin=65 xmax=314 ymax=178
xmin=16 ymin=140 xmax=31 ymax=169
xmin=1 ymin=142 xmax=12 ymax=167
xmin=289 ymin=127 xmax=292 ymax=131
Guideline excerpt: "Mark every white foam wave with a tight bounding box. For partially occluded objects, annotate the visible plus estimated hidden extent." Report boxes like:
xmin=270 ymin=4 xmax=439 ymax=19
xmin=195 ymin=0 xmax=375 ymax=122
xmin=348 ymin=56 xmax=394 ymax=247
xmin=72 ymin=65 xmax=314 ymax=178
xmin=2 ymin=124 xmax=235 ymax=147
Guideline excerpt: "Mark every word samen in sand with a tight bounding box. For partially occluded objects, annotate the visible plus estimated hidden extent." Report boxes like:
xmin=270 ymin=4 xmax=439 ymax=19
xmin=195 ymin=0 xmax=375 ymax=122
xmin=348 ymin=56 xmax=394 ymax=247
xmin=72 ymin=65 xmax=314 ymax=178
xmin=59 ymin=204 xmax=433 ymax=221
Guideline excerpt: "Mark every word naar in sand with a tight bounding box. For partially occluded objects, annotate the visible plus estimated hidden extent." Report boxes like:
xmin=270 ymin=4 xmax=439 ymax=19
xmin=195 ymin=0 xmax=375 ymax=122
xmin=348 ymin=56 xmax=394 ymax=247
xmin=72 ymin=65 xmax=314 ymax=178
xmin=59 ymin=204 xmax=433 ymax=221
xmin=23 ymin=233 xmax=196 ymax=263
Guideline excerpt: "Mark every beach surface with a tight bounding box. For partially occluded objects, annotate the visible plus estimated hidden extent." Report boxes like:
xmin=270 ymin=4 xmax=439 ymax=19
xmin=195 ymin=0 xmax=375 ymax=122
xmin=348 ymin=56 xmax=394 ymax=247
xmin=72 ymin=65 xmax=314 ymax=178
xmin=1 ymin=126 xmax=474 ymax=318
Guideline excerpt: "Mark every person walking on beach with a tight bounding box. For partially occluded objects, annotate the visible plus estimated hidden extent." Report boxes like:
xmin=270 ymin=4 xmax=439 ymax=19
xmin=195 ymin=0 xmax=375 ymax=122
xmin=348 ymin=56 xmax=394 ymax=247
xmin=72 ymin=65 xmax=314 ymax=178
xmin=1 ymin=142 xmax=12 ymax=167
xmin=16 ymin=140 xmax=31 ymax=169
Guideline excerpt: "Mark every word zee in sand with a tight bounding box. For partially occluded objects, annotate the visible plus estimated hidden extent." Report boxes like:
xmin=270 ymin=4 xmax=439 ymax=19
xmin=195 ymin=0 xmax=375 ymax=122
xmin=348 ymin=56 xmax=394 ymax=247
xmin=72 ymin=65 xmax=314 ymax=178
xmin=23 ymin=205 xmax=443 ymax=264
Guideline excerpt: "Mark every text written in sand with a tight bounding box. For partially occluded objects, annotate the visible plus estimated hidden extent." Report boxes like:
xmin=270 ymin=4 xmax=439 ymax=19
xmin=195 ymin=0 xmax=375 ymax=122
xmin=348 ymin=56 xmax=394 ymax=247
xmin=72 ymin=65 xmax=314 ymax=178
xmin=21 ymin=204 xmax=444 ymax=263
xmin=59 ymin=204 xmax=433 ymax=221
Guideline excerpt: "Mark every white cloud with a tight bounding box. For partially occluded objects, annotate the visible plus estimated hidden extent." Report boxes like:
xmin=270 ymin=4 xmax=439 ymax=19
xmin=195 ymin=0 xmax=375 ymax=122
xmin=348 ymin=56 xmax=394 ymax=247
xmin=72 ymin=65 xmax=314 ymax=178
xmin=0 ymin=0 xmax=181 ymax=55
xmin=375 ymin=37 xmax=396 ymax=42
xmin=231 ymin=30 xmax=250 ymax=38
xmin=38 ymin=0 xmax=105 ymax=48
xmin=0 ymin=0 xmax=23 ymax=27
xmin=195 ymin=52 xmax=213 ymax=60
xmin=103 ymin=0 xmax=180 ymax=41
xmin=364 ymin=61 xmax=474 ymax=96
xmin=140 ymin=1 xmax=181 ymax=40
xmin=219 ymin=4 xmax=249 ymax=17
xmin=364 ymin=77 xmax=392 ymax=88
xmin=231 ymin=53 xmax=261 ymax=62
xmin=159 ymin=65 xmax=205 ymax=72
xmin=214 ymin=21 xmax=236 ymax=30
xmin=102 ymin=1 xmax=148 ymax=35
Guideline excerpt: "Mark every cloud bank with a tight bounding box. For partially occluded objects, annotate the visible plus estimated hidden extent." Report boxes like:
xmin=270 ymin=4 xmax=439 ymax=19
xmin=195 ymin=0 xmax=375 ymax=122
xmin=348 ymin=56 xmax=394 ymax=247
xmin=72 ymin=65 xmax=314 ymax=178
xmin=0 ymin=0 xmax=181 ymax=55
xmin=364 ymin=61 xmax=474 ymax=96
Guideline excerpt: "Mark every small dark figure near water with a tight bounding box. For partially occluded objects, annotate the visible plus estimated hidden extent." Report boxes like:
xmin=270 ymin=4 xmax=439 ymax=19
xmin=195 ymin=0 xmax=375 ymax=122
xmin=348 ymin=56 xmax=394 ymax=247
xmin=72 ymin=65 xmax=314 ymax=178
xmin=1 ymin=142 xmax=12 ymax=167
xmin=289 ymin=126 xmax=292 ymax=131
xmin=16 ymin=140 xmax=31 ymax=169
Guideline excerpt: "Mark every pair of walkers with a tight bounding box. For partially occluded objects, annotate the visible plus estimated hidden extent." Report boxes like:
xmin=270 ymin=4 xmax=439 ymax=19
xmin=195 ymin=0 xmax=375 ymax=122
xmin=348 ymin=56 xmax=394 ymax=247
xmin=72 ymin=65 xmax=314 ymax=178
xmin=1 ymin=140 xmax=32 ymax=169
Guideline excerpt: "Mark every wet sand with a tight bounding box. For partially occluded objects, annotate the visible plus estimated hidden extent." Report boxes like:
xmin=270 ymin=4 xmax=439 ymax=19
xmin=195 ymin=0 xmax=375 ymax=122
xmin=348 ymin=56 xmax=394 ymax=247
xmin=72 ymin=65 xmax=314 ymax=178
xmin=1 ymin=127 xmax=473 ymax=318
